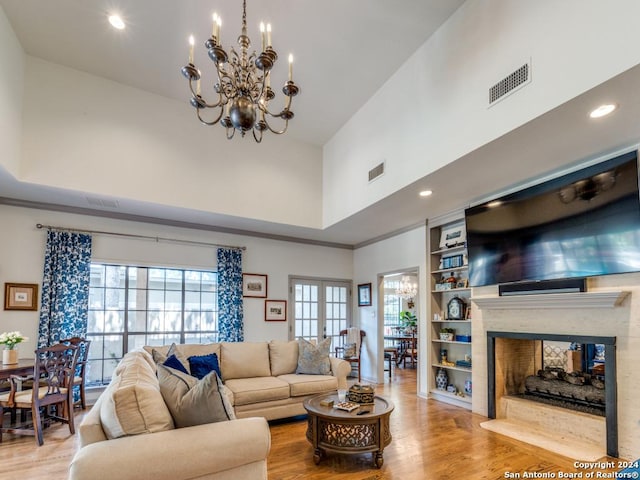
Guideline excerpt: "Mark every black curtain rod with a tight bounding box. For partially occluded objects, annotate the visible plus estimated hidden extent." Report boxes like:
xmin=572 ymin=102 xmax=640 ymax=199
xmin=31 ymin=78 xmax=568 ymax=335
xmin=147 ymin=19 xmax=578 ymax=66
xmin=35 ymin=224 xmax=246 ymax=251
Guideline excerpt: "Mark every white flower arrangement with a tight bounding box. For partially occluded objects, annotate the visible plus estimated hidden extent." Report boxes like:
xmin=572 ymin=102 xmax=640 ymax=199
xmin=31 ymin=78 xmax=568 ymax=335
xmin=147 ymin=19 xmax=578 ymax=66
xmin=0 ymin=331 xmax=28 ymax=350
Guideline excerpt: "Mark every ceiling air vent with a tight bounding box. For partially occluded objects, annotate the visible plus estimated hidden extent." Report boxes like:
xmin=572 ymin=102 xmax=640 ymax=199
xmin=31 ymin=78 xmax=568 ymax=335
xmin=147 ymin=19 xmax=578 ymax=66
xmin=86 ymin=196 xmax=119 ymax=209
xmin=368 ymin=162 xmax=385 ymax=182
xmin=489 ymin=62 xmax=531 ymax=106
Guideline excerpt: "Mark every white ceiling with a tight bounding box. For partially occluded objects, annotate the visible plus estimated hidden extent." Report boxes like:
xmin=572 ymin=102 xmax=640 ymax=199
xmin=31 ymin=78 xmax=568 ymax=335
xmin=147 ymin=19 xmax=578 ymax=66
xmin=2 ymin=1 xmax=640 ymax=247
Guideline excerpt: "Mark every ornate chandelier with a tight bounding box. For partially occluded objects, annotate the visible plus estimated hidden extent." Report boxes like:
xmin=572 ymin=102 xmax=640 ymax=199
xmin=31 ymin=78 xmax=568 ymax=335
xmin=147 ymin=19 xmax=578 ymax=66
xmin=396 ymin=276 xmax=417 ymax=300
xmin=181 ymin=0 xmax=299 ymax=143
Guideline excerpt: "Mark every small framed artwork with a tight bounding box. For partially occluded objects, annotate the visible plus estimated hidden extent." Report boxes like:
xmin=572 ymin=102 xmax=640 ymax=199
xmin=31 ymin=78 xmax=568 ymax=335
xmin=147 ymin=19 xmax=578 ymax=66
xmin=242 ymin=273 xmax=268 ymax=298
xmin=265 ymin=300 xmax=287 ymax=321
xmin=357 ymin=283 xmax=372 ymax=307
xmin=4 ymin=283 xmax=39 ymax=311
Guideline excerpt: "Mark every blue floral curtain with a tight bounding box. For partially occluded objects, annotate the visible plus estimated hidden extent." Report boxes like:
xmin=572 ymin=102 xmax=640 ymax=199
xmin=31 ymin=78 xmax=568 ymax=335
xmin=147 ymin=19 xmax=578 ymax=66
xmin=38 ymin=231 xmax=92 ymax=347
xmin=217 ymin=248 xmax=243 ymax=342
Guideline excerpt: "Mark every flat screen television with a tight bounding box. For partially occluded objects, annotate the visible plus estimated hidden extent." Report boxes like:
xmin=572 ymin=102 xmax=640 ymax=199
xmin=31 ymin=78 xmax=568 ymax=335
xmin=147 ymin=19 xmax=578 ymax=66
xmin=465 ymin=151 xmax=640 ymax=287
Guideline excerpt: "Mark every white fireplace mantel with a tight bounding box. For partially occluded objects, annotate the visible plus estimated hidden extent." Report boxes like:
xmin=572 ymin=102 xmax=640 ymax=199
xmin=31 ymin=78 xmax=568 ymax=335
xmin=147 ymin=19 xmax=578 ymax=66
xmin=471 ymin=291 xmax=630 ymax=310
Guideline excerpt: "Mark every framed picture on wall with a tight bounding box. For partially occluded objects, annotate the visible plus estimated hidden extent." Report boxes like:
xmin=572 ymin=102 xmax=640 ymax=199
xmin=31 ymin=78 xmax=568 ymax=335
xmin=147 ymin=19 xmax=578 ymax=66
xmin=4 ymin=283 xmax=39 ymax=311
xmin=357 ymin=283 xmax=372 ymax=307
xmin=265 ymin=300 xmax=287 ymax=321
xmin=242 ymin=273 xmax=268 ymax=298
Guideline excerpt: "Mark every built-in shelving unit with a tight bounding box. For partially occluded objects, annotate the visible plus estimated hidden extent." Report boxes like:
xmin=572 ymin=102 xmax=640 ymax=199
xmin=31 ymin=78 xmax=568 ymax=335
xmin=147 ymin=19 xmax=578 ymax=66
xmin=428 ymin=215 xmax=472 ymax=410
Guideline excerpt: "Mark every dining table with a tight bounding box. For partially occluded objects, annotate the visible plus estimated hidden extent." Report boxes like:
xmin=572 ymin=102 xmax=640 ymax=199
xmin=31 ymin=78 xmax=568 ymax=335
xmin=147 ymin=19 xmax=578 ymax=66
xmin=0 ymin=359 xmax=35 ymax=381
xmin=383 ymin=335 xmax=417 ymax=366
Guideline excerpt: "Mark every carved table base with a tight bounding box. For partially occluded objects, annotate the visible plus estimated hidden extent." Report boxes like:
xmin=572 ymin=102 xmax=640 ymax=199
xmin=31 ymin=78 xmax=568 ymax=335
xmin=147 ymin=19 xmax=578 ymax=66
xmin=304 ymin=394 xmax=394 ymax=468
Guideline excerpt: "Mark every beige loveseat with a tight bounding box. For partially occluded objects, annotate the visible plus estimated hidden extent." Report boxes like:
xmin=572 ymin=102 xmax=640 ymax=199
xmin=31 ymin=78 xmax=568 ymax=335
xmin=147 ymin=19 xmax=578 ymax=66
xmin=69 ymin=340 xmax=350 ymax=480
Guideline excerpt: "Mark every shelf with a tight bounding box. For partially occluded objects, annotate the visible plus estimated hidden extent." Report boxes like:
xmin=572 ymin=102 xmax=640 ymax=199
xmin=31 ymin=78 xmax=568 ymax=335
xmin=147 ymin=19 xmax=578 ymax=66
xmin=431 ymin=287 xmax=471 ymax=294
xmin=471 ymin=291 xmax=630 ymax=310
xmin=429 ymin=388 xmax=472 ymax=405
xmin=431 ymin=245 xmax=466 ymax=256
xmin=432 ymin=363 xmax=472 ymax=373
xmin=432 ymin=340 xmax=472 ymax=345
xmin=431 ymin=319 xmax=471 ymax=323
xmin=431 ymin=266 xmax=468 ymax=275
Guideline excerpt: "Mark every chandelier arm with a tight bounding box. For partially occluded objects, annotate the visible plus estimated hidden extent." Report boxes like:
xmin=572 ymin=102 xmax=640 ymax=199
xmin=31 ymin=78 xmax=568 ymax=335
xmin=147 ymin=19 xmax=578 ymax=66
xmin=196 ymin=106 xmax=224 ymax=126
xmin=188 ymin=78 xmax=225 ymax=109
xmin=262 ymin=116 xmax=289 ymax=135
xmin=262 ymin=94 xmax=294 ymax=118
xmin=226 ymin=126 xmax=235 ymax=140
xmin=252 ymin=128 xmax=263 ymax=143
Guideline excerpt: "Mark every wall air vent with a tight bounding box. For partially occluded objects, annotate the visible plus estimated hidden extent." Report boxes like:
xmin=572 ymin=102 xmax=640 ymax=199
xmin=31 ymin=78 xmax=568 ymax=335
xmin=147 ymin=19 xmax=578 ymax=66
xmin=86 ymin=196 xmax=119 ymax=209
xmin=368 ymin=162 xmax=385 ymax=183
xmin=489 ymin=62 xmax=531 ymax=106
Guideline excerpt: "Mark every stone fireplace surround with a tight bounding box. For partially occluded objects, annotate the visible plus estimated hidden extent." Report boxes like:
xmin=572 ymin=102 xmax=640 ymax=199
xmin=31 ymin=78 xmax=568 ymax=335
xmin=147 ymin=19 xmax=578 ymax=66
xmin=486 ymin=331 xmax=617 ymax=457
xmin=469 ymin=278 xmax=638 ymax=461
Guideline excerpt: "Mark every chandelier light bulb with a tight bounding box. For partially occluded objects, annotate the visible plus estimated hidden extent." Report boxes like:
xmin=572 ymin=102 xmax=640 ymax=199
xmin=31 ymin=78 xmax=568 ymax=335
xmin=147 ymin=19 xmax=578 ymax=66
xmin=188 ymin=35 xmax=195 ymax=64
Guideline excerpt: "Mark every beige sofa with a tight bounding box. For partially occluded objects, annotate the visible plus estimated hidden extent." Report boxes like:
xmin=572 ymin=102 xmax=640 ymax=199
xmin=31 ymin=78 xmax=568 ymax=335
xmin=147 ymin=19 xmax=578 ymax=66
xmin=69 ymin=340 xmax=349 ymax=480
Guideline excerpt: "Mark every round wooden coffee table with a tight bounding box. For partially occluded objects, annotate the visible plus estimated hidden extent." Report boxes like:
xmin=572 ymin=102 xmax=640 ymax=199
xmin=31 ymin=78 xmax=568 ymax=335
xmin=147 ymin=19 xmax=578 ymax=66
xmin=303 ymin=393 xmax=394 ymax=468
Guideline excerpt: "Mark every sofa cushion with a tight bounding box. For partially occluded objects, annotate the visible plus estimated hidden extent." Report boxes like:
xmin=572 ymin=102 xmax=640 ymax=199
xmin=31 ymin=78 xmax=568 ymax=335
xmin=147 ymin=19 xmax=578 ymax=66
xmin=100 ymin=351 xmax=174 ymax=439
xmin=221 ymin=342 xmax=271 ymax=380
xmin=269 ymin=340 xmax=299 ymax=376
xmin=175 ymin=343 xmax=221 ymax=359
xmin=188 ymin=353 xmax=221 ymax=380
xmin=277 ymin=374 xmax=338 ymax=397
xmin=224 ymin=376 xmax=290 ymax=406
xmin=296 ymin=337 xmax=332 ymax=375
xmin=157 ymin=365 xmax=235 ymax=428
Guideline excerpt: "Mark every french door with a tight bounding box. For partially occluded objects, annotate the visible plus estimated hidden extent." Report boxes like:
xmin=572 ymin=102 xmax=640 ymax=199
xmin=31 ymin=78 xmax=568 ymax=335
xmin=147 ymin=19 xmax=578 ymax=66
xmin=289 ymin=278 xmax=351 ymax=352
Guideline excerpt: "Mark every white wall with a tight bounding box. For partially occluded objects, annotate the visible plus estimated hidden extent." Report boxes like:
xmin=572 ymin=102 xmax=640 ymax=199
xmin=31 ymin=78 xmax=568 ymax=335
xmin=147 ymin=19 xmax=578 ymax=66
xmin=17 ymin=56 xmax=322 ymax=229
xmin=352 ymin=226 xmax=427 ymax=394
xmin=323 ymin=0 xmax=640 ymax=227
xmin=0 ymin=5 xmax=24 ymax=177
xmin=0 ymin=204 xmax=352 ymax=355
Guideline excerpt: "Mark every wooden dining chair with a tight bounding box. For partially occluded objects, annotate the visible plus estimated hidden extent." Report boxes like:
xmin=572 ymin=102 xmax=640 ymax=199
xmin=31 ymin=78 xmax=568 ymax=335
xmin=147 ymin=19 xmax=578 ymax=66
xmin=402 ymin=330 xmax=418 ymax=368
xmin=335 ymin=329 xmax=366 ymax=382
xmin=0 ymin=343 xmax=79 ymax=446
xmin=59 ymin=337 xmax=91 ymax=409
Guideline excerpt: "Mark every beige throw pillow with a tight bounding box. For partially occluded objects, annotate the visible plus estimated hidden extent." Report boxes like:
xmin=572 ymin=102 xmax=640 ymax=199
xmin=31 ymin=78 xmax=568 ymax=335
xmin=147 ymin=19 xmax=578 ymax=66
xmin=157 ymin=365 xmax=235 ymax=428
xmin=296 ymin=337 xmax=332 ymax=375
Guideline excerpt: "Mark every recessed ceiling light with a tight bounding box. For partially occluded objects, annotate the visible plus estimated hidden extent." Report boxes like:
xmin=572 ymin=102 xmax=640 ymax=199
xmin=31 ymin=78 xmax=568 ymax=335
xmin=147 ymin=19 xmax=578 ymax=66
xmin=108 ymin=14 xmax=126 ymax=30
xmin=589 ymin=104 xmax=617 ymax=119
xmin=419 ymin=190 xmax=433 ymax=197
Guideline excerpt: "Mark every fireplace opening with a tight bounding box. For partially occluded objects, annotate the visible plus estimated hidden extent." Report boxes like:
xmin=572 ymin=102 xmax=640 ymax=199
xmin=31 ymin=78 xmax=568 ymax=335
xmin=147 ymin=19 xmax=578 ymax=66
xmin=521 ymin=341 xmax=606 ymax=417
xmin=487 ymin=331 xmax=618 ymax=457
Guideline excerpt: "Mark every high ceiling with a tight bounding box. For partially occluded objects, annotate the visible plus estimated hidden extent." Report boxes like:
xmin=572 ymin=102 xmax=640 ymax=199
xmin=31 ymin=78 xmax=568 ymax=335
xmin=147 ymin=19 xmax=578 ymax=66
xmin=2 ymin=1 xmax=640 ymax=247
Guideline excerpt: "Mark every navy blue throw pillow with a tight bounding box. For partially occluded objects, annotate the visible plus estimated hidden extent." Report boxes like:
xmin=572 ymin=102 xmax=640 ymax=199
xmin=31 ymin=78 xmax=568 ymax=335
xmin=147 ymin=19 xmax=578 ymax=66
xmin=163 ymin=354 xmax=189 ymax=374
xmin=188 ymin=353 xmax=221 ymax=380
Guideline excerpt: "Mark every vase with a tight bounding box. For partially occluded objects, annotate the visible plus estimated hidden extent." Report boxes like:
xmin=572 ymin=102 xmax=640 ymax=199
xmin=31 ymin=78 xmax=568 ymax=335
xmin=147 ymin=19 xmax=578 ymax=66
xmin=3 ymin=348 xmax=18 ymax=365
xmin=435 ymin=368 xmax=448 ymax=390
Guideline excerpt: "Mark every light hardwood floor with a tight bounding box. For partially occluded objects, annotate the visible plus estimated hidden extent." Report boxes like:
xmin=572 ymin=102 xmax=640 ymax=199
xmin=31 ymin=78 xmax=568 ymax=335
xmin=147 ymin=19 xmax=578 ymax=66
xmin=0 ymin=366 xmax=621 ymax=480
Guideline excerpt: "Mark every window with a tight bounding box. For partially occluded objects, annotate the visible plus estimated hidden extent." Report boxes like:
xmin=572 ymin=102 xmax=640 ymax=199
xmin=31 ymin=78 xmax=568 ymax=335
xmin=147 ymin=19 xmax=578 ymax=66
xmin=383 ymin=279 xmax=402 ymax=333
xmin=87 ymin=264 xmax=218 ymax=386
